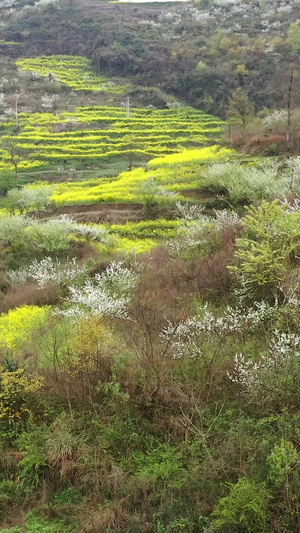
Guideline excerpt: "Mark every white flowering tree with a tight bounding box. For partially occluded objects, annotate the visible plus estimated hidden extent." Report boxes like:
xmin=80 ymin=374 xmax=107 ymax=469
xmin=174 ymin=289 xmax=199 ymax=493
xmin=6 ymin=185 xmax=54 ymax=214
xmin=6 ymin=257 xmax=88 ymax=288
xmin=62 ymin=261 xmax=140 ymax=320
xmin=170 ymin=209 xmax=239 ymax=260
xmin=41 ymin=93 xmax=60 ymax=110
xmin=229 ymin=329 xmax=300 ymax=410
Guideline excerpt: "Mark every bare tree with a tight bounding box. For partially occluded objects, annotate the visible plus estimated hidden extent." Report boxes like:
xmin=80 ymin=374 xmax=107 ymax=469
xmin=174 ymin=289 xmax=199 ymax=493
xmin=0 ymin=139 xmax=25 ymax=177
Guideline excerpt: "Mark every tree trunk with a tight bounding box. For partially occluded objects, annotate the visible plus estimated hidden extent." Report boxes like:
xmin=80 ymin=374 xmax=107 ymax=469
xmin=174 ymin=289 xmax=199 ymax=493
xmin=287 ymin=62 xmax=294 ymax=143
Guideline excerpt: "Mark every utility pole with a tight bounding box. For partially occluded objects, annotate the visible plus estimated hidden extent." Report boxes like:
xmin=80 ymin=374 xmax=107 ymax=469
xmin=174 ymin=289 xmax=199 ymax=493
xmin=15 ymin=93 xmax=21 ymax=129
xmin=126 ymin=96 xmax=130 ymax=119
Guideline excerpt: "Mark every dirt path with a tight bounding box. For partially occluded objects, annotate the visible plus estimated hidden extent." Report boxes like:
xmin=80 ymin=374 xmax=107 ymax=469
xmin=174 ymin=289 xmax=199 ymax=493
xmin=30 ymin=202 xmax=146 ymax=224
xmin=28 ymin=192 xmax=212 ymax=224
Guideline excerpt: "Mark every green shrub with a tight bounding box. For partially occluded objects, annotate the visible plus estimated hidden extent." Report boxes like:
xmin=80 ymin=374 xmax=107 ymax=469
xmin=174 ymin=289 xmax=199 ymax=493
xmin=230 ymin=200 xmax=300 ymax=300
xmin=17 ymin=429 xmax=49 ymax=492
xmin=213 ymin=477 xmax=271 ymax=533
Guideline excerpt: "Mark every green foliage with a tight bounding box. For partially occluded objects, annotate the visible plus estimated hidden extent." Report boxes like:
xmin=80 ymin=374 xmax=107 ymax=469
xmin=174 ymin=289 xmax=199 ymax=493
xmin=230 ymin=200 xmax=300 ymax=293
xmin=287 ymin=24 xmax=300 ymax=55
xmin=213 ymin=478 xmax=271 ymax=533
xmin=267 ymin=440 xmax=298 ymax=487
xmin=0 ymin=514 xmax=73 ymax=533
xmin=18 ymin=430 xmax=48 ymax=491
xmin=0 ymin=367 xmax=44 ymax=433
xmin=0 ymin=171 xmax=17 ymax=196
xmin=227 ymin=88 xmax=254 ymax=136
xmin=133 ymin=445 xmax=185 ymax=488
xmin=0 ymin=480 xmax=18 ymax=512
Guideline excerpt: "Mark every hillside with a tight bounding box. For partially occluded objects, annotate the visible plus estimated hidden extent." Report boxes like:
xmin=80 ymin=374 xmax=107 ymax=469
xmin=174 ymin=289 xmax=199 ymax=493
xmin=1 ymin=1 xmax=300 ymax=533
xmin=1 ymin=0 xmax=300 ymax=115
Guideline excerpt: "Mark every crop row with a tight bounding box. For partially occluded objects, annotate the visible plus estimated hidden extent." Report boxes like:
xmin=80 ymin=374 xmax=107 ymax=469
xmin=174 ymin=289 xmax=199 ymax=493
xmin=13 ymin=134 xmax=206 ymax=144
xmin=75 ymin=104 xmax=222 ymax=117
xmin=14 ymin=129 xmax=220 ymax=141
xmin=148 ymin=146 xmax=233 ymax=167
xmin=109 ymin=219 xmax=182 ymax=239
xmin=34 ymin=148 xmax=180 ymax=160
xmin=16 ymin=55 xmax=131 ymax=94
xmin=15 ymin=138 xmax=206 ymax=153
xmin=50 ymin=146 xmax=232 ymax=205
xmin=2 ymin=101 xmax=225 ymax=169
xmin=17 ymin=118 xmax=222 ymax=132
xmin=11 ymin=132 xmax=209 ymax=143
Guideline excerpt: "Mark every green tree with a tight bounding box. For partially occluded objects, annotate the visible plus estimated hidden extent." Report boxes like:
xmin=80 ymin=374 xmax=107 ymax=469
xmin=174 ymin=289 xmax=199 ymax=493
xmin=227 ymin=88 xmax=254 ymax=138
xmin=287 ymin=23 xmax=300 ymax=56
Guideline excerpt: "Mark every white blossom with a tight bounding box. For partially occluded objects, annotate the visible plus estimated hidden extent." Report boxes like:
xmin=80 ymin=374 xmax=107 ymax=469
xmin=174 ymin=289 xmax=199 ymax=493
xmin=175 ymin=202 xmax=205 ymax=221
xmin=65 ymin=261 xmax=140 ymax=319
xmin=41 ymin=94 xmax=60 ymax=109
xmin=6 ymin=257 xmax=87 ymax=288
xmin=215 ymin=209 xmax=240 ymax=230
xmin=262 ymin=110 xmax=288 ymax=129
xmin=160 ymin=302 xmax=275 ymax=360
xmin=229 ymin=330 xmax=300 ymax=389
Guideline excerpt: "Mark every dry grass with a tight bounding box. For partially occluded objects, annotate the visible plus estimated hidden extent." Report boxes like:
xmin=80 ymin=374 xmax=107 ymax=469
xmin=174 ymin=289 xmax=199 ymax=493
xmin=0 ymin=283 xmax=60 ymax=313
xmin=78 ymin=503 xmax=130 ymax=533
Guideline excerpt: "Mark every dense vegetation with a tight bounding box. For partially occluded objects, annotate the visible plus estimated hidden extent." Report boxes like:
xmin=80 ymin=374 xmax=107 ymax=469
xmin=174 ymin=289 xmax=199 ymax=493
xmin=1 ymin=0 xmax=300 ymax=116
xmin=1 ymin=145 xmax=300 ymax=532
xmin=1 ymin=0 xmax=300 ymax=532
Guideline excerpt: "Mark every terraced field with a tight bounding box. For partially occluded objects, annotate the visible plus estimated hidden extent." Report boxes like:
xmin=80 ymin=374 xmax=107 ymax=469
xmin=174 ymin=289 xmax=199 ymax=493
xmin=49 ymin=146 xmax=233 ymax=205
xmin=0 ymin=54 xmax=225 ymax=175
xmin=16 ymin=55 xmax=131 ymax=93
xmin=1 ymin=105 xmax=224 ymax=172
xmin=0 ymin=55 xmax=229 ymax=255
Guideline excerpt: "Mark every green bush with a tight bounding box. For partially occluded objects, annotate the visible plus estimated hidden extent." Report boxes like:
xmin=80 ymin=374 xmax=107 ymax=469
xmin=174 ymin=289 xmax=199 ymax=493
xmin=213 ymin=477 xmax=271 ymax=533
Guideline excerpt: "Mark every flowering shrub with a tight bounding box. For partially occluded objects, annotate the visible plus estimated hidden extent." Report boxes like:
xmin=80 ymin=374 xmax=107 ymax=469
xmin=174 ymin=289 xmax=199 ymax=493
xmin=0 ymin=367 xmax=44 ymax=429
xmin=175 ymin=202 xmax=205 ymax=221
xmin=0 ymin=215 xmax=29 ymax=247
xmin=202 ymin=159 xmax=285 ymax=202
xmin=63 ymin=261 xmax=140 ymax=319
xmin=6 ymin=257 xmax=88 ymax=288
xmin=0 ymin=305 xmax=50 ymax=351
xmin=0 ymin=214 xmax=109 ymax=255
xmin=6 ymin=185 xmax=54 ymax=213
xmin=160 ymin=301 xmax=275 ymax=359
xmin=262 ymin=109 xmax=288 ymax=130
xmin=229 ymin=329 xmax=300 ymax=393
xmin=169 ymin=213 xmax=222 ymax=260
